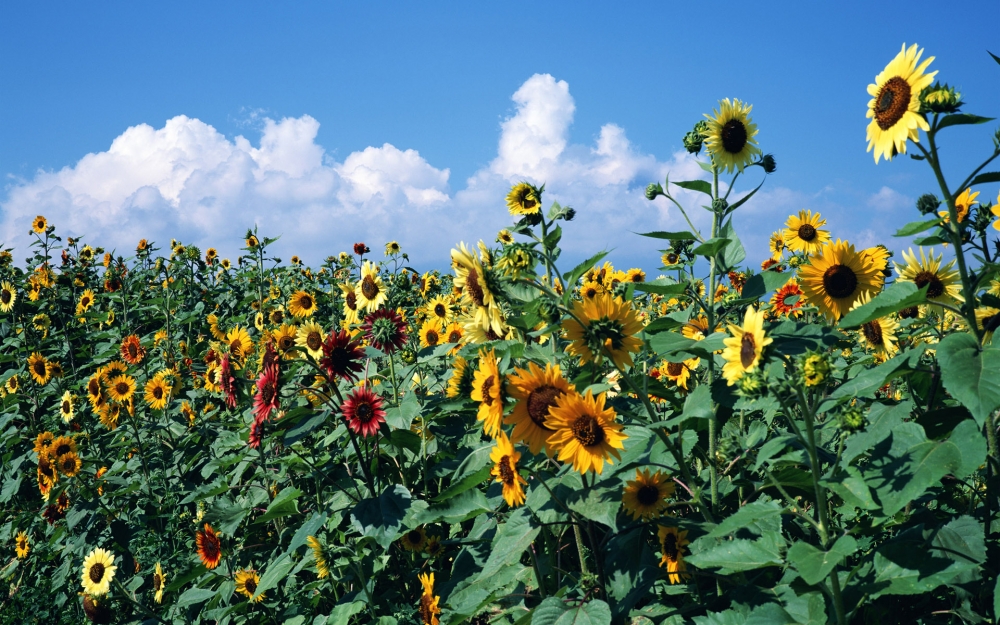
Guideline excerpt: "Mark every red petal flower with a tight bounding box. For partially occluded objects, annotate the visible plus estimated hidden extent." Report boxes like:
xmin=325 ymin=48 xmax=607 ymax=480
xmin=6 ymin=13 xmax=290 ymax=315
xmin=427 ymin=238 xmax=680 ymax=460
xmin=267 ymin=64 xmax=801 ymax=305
xmin=320 ymin=330 xmax=365 ymax=382
xmin=341 ymin=386 xmax=386 ymax=438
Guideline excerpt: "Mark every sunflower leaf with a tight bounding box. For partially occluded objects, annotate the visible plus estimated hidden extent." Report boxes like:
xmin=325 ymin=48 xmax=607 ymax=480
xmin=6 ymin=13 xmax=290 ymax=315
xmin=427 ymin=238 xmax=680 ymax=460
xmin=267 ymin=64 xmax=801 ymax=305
xmin=634 ymin=230 xmax=698 ymax=242
xmin=562 ymin=251 xmax=609 ymax=290
xmin=839 ymin=281 xmax=928 ymax=328
xmin=254 ymin=487 xmax=302 ymax=524
xmin=894 ymin=217 xmax=942 ymax=237
xmin=253 ymin=553 xmax=295 ymax=599
xmin=937 ymin=113 xmax=995 ymax=130
xmin=935 ymin=333 xmax=1000 ymax=427
xmin=969 ymin=171 xmax=1000 ymax=186
xmin=692 ymin=238 xmax=730 ymax=257
xmin=787 ymin=535 xmax=858 ymax=585
xmin=672 ymin=179 xmax=713 ymax=196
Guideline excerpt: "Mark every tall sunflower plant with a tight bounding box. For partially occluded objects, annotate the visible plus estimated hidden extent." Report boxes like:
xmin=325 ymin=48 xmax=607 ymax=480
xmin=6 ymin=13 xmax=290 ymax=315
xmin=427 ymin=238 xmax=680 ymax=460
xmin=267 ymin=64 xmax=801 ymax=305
xmin=1 ymin=44 xmax=999 ymax=625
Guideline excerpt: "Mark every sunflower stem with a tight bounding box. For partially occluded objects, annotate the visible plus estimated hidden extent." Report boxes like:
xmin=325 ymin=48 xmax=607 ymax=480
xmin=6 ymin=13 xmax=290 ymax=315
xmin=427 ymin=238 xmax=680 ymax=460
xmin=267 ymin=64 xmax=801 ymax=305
xmin=572 ymin=522 xmax=590 ymax=576
xmin=388 ymin=353 xmax=399 ymax=405
xmin=706 ymin=163 xmax=721 ymax=514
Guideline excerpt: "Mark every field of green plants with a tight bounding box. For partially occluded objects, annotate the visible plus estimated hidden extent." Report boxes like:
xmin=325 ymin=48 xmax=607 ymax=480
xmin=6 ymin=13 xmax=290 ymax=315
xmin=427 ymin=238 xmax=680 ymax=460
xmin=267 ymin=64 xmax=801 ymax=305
xmin=2 ymin=43 xmax=999 ymax=625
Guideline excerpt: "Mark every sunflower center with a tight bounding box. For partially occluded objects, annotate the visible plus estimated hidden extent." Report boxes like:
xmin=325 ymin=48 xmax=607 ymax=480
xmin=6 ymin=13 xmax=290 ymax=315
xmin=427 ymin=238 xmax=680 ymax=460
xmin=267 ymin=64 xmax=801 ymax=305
xmin=481 ymin=376 xmax=496 ymax=406
xmin=498 ymin=456 xmax=515 ymax=485
xmin=61 ymin=456 xmax=75 ymax=472
xmin=307 ymin=331 xmax=322 ymax=351
xmin=128 ymin=344 xmax=138 ymax=358
xmin=407 ymin=530 xmax=423 ymax=544
xmin=1 ymin=290 xmax=10 ymax=304
xmin=527 ymin=385 xmax=562 ymax=428
xmin=518 ymin=189 xmax=537 ymax=211
xmin=82 ymin=296 xmax=91 ymax=307
xmin=89 ymin=562 xmax=105 ymax=583
xmin=571 ymin=414 xmax=605 ymax=447
xmin=271 ymin=310 xmax=283 ymax=324
xmin=244 ymin=577 xmax=257 ymax=595
xmin=345 ymin=291 xmax=358 ymax=311
xmin=662 ymin=533 xmax=678 ymax=560
xmin=153 ymin=386 xmax=164 ymax=400
xmin=230 ymin=340 xmax=242 ymax=355
xmin=153 ymin=573 xmax=162 ymax=590
xmin=55 ymin=443 xmax=71 ymax=457
xmin=797 ymin=224 xmax=817 ymax=242
xmin=355 ymin=402 xmax=374 ymax=422
xmin=466 ymin=268 xmax=486 ymax=307
xmin=361 ymin=276 xmax=379 ymax=300
xmin=587 ymin=318 xmax=626 ymax=352
xmin=420 ymin=595 xmax=436 ymax=622
xmin=721 ymin=119 xmax=748 ymax=154
xmin=862 ymin=320 xmax=884 ymax=346
xmin=434 ymin=304 xmax=447 ymax=318
xmin=299 ymin=296 xmax=313 ymax=310
xmin=899 ymin=306 xmax=919 ymax=319
xmin=874 ymin=76 xmax=911 ymax=131
xmin=279 ymin=336 xmax=294 ymax=351
xmin=740 ymin=334 xmax=757 ymax=368
xmin=115 ymin=382 xmax=129 ymax=396
xmin=33 ymin=361 xmax=46 ymax=376
xmin=447 ymin=329 xmax=462 ymax=343
xmin=822 ymin=265 xmax=858 ymax=299
xmin=666 ymin=362 xmax=684 ymax=377
xmin=260 ymin=383 xmax=275 ymax=404
xmin=425 ymin=329 xmax=439 ymax=345
xmin=666 ymin=253 xmax=679 ymax=264
xmin=62 ymin=400 xmax=71 ymax=413
xmin=913 ymin=271 xmax=945 ymax=298
xmin=637 ymin=484 xmax=661 ymax=506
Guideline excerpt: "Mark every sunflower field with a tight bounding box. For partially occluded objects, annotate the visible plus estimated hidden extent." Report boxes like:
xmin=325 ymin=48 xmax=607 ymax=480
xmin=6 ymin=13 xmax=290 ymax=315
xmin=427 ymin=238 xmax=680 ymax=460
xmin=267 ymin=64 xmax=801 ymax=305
xmin=2 ymin=44 xmax=1000 ymax=625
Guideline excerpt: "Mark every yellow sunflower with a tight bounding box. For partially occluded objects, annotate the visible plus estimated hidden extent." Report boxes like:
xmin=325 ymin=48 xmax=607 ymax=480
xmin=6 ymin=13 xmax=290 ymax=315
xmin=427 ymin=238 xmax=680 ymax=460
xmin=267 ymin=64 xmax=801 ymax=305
xmin=418 ymin=319 xmax=443 ymax=349
xmin=443 ymin=321 xmax=464 ymax=346
xmin=15 ymin=531 xmax=29 ymax=559
xmin=681 ymin=316 xmax=716 ymax=341
xmin=272 ymin=324 xmax=299 ymax=359
xmin=27 ymin=352 xmax=51 ymax=385
xmin=866 ymin=43 xmax=937 ymax=163
xmin=106 ymin=374 xmax=137 ymax=403
xmin=721 ymin=307 xmax=773 ymax=385
xmin=50 ymin=435 xmax=76 ymax=459
xmin=307 ymin=535 xmax=329 ymax=578
xmin=470 ymin=349 xmax=504 ymax=438
xmin=32 ymin=215 xmax=48 ymax=234
xmin=851 ymin=291 xmax=899 ymax=357
xmin=506 ymin=182 xmax=541 ymax=216
xmin=268 ymin=306 xmax=286 ymax=326
xmin=505 ymin=361 xmax=573 ymax=456
xmin=144 ymin=377 xmax=172 ymax=410
xmin=545 ymin=389 xmax=627 ymax=475
xmin=400 ymin=526 xmax=427 ymax=552
xmin=0 ymin=281 xmax=15 ymax=313
xmin=235 ymin=569 xmax=264 ymax=602
xmin=451 ymin=242 xmax=496 ymax=310
xmin=81 ymin=547 xmax=117 ymax=597
xmin=940 ymin=187 xmax=978 ymax=223
xmin=152 ymin=562 xmax=166 ymax=603
xmin=768 ymin=232 xmax=786 ymax=261
xmin=489 ymin=431 xmax=527 ymax=507
xmin=340 ymin=282 xmax=361 ymax=325
xmin=658 ymin=526 xmax=690 ymax=584
xmin=57 ymin=451 xmax=82 ymax=478
xmin=296 ymin=321 xmax=325 ymax=360
xmin=975 ymin=307 xmax=1000 ymax=344
xmin=798 ymin=240 xmax=881 ymax=321
xmin=225 ymin=326 xmax=253 ymax=360
xmin=426 ymin=295 xmax=452 ymax=323
xmin=992 ymin=190 xmax=1000 ymax=231
xmin=562 ymin=293 xmax=643 ymax=370
xmin=288 ymin=290 xmax=319 ymax=318
xmin=782 ymin=210 xmax=831 ymax=255
xmin=894 ymin=247 xmax=963 ymax=306
xmin=580 ymin=280 xmax=604 ymax=300
xmin=418 ymin=572 xmax=442 ymax=625
xmin=60 ymin=390 xmax=75 ymax=423
xmin=6 ymin=374 xmax=20 ymax=394
xmin=622 ymin=468 xmax=675 ymax=520
xmin=702 ymin=98 xmax=761 ymax=174
xmin=77 ymin=289 xmax=96 ymax=315
xmin=445 ymin=355 xmax=473 ymax=399
xmin=659 ymin=358 xmax=700 ymax=391
xmin=355 ymin=262 xmax=387 ymax=313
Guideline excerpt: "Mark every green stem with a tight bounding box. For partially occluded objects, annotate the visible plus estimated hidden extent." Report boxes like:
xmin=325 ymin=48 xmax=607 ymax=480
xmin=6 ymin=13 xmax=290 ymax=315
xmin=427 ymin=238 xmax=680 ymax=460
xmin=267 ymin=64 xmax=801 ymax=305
xmin=706 ymin=164 xmax=721 ymax=513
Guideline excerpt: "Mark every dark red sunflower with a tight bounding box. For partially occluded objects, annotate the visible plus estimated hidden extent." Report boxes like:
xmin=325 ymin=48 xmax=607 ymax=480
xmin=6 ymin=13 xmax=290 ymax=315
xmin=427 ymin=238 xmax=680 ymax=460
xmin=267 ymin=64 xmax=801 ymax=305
xmin=341 ymin=386 xmax=386 ymax=438
xmin=361 ymin=308 xmax=407 ymax=354
xmin=252 ymin=364 xmax=280 ymax=424
xmin=120 ymin=335 xmax=146 ymax=365
xmin=320 ymin=329 xmax=365 ymax=382
xmin=353 ymin=242 xmax=370 ymax=256
xmin=218 ymin=354 xmax=237 ymax=409
xmin=248 ymin=418 xmax=265 ymax=449
xmin=196 ymin=523 xmax=222 ymax=569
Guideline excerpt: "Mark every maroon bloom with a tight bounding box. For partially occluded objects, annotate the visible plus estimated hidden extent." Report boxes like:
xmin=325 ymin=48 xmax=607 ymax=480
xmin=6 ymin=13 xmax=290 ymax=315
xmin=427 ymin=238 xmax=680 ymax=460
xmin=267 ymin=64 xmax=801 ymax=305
xmin=361 ymin=308 xmax=408 ymax=354
xmin=341 ymin=386 xmax=386 ymax=438
xmin=253 ymin=364 xmax=281 ymax=423
xmin=248 ymin=417 xmax=265 ymax=449
xmin=320 ymin=329 xmax=366 ymax=382
xmin=219 ymin=354 xmax=238 ymax=409
xmin=353 ymin=242 xmax=370 ymax=255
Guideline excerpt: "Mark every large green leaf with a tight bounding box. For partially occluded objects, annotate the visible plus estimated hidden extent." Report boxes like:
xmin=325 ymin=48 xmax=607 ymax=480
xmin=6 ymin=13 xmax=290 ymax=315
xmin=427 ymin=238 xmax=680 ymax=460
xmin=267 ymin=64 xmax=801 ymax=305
xmin=254 ymin=552 xmax=295 ymax=599
xmin=411 ymin=489 xmax=491 ymax=525
xmin=787 ymin=535 xmax=857 ymax=585
xmin=894 ymin=217 xmax=942 ymax=237
xmin=936 ymin=333 xmax=1000 ymax=427
xmin=254 ymin=487 xmax=302 ymax=524
xmin=830 ymin=348 xmax=924 ymax=401
xmin=204 ymin=497 xmax=248 ymax=534
xmin=719 ymin=220 xmax=745 ymax=268
xmin=937 ymin=113 xmax=995 ymax=130
xmin=871 ymin=516 xmax=984 ymax=597
xmin=686 ymin=538 xmax=783 ymax=573
xmin=530 ymin=598 xmax=612 ymax=625
xmin=706 ymin=500 xmax=783 ymax=538
xmin=350 ymin=485 xmax=412 ymax=549
xmin=839 ymin=282 xmax=927 ymax=328
xmin=692 ymin=238 xmax=730 ymax=258
xmin=737 ymin=270 xmax=791 ymax=303
xmin=672 ymin=179 xmax=713 ymax=196
xmin=868 ymin=436 xmax=962 ymax=516
xmin=635 ymin=230 xmax=698 ymax=242
xmin=175 ymin=587 xmax=217 ymax=608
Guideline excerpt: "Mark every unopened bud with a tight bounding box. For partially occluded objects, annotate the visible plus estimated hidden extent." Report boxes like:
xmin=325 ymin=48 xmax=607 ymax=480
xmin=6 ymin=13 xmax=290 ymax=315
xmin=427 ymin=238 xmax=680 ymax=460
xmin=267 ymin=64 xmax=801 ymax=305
xmin=916 ymin=193 xmax=941 ymax=215
xmin=645 ymin=182 xmax=664 ymax=201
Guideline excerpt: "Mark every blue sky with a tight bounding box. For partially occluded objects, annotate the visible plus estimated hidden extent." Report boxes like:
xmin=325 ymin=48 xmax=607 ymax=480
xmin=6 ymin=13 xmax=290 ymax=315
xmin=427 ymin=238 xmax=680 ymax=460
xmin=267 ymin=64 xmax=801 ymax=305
xmin=2 ymin=1 xmax=998 ymax=272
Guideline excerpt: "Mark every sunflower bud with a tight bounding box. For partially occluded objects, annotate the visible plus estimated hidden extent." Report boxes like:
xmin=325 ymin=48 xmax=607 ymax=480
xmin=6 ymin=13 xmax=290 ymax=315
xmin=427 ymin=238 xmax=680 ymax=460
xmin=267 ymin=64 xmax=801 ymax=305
xmin=712 ymin=198 xmax=729 ymax=214
xmin=839 ymin=405 xmax=865 ymax=431
xmin=683 ymin=121 xmax=709 ymax=154
xmin=916 ymin=193 xmax=941 ymax=215
xmin=760 ymin=154 xmax=777 ymax=174
xmin=919 ymin=82 xmax=962 ymax=114
xmin=564 ymin=207 xmax=576 ymax=221
xmin=738 ymin=367 xmax=767 ymax=399
xmin=800 ymin=351 xmax=831 ymax=387
xmin=645 ymin=182 xmax=664 ymax=201
xmin=401 ymin=348 xmax=416 ymax=365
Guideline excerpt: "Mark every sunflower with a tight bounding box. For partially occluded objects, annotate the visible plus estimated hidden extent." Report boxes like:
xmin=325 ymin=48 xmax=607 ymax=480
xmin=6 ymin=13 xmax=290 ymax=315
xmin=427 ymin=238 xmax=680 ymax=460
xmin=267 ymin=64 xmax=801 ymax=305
xmin=319 ymin=329 xmax=365 ymax=382
xmin=702 ymin=98 xmax=761 ymax=174
xmin=233 ymin=569 xmax=264 ymax=602
xmin=626 ymin=268 xmax=646 ymax=283
xmin=271 ymin=324 xmax=298 ymax=359
xmin=505 ymin=361 xmax=573 ymax=456
xmin=77 ymin=289 xmax=96 ymax=314
xmin=427 ymin=295 xmax=451 ymax=323
xmin=418 ymin=572 xmax=442 ymax=625
xmin=545 ymin=389 xmax=627 ymax=475
xmin=721 ymin=307 xmax=773 ymax=386
xmin=226 ymin=326 xmax=253 ymax=360
xmin=471 ymin=349 xmax=504 ymax=438
xmin=106 ymin=375 xmax=136 ymax=403
xmin=15 ymin=531 xmax=29 ymax=558
xmin=681 ymin=316 xmax=715 ymax=341
xmin=144 ymin=377 xmax=172 ymax=410
xmin=446 ymin=356 xmax=474 ymax=399
xmin=288 ymin=290 xmax=319 ymax=318
xmin=940 ymin=187 xmax=978 ymax=223
xmin=425 ymin=536 xmax=444 ymax=557
xmin=770 ymin=279 xmax=805 ymax=318
xmin=57 ymin=451 xmax=82 ymax=477
xmin=341 ymin=386 xmax=386 ymax=438
xmin=418 ymin=319 xmax=443 ymax=349
xmin=562 ymin=293 xmax=643 ymax=370
xmin=975 ymin=307 xmax=1000 ymax=344
xmin=451 ymin=242 xmax=496 ymax=310
xmin=894 ymin=247 xmax=963 ymax=305
xmin=307 ymin=536 xmax=329 ymax=578
xmin=799 ymin=240 xmax=881 ymax=321
xmin=768 ymin=232 xmax=786 ymax=261
xmin=782 ymin=210 xmax=831 ymax=255
xmin=98 ymin=404 xmax=121 ymax=430
xmin=400 ymin=526 xmax=427 ymax=552
xmin=622 ymin=468 xmax=675 ymax=520
xmin=851 ymin=291 xmax=899 ymax=357
xmin=58 ymin=391 xmax=75 ymax=423
xmin=295 ymin=321 xmax=326 ymax=360
xmin=27 ymin=352 xmax=51 ymax=385
xmin=497 ymin=229 xmax=514 ymax=244
xmin=862 ymin=245 xmax=892 ymax=289
xmin=33 ymin=431 xmax=55 ymax=457
xmin=658 ymin=526 xmax=690 ymax=584
xmin=196 ymin=523 xmax=222 ymax=569
xmin=81 ymin=547 xmax=117 ymax=597
xmin=443 ymin=322 xmax=464 ymax=347
xmin=866 ymin=43 xmax=937 ymax=163
xmin=490 ymin=431 xmax=528 ymax=507
xmin=6 ymin=374 xmax=20 ymax=394
xmin=0 ymin=281 xmax=15 ymax=313
xmin=50 ymin=435 xmax=77 ymax=459
xmin=660 ymin=358 xmax=700 ymax=391
xmin=32 ymin=215 xmax=48 ymax=234
xmin=580 ymin=280 xmax=604 ymax=300
xmin=506 ymin=182 xmax=541 ymax=216
xmin=354 ymin=262 xmax=387 ymax=314
xmin=361 ymin=308 xmax=408 ymax=354
xmin=86 ymin=372 xmax=104 ymax=408
xmin=120 ymin=335 xmax=146 ymax=365
xmin=152 ymin=562 xmax=166 ymax=603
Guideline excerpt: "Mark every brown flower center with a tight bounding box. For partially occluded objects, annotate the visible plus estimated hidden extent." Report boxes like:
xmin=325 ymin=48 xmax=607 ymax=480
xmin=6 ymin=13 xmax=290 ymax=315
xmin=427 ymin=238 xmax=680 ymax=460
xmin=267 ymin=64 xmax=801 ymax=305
xmin=33 ymin=361 xmax=46 ymax=376
xmin=666 ymin=253 xmax=679 ymax=265
xmin=862 ymin=320 xmax=884 ymax=346
xmin=898 ymin=306 xmax=919 ymax=319
xmin=127 ymin=343 xmax=138 ymax=358
xmin=306 ymin=331 xmax=322 ymax=351
xmin=874 ymin=76 xmax=911 ymax=131
xmin=571 ymin=414 xmax=605 ymax=447
xmin=361 ymin=276 xmax=379 ymax=300
xmin=466 ymin=268 xmax=485 ymax=307
xmin=481 ymin=376 xmax=496 ymax=406
xmin=61 ymin=456 xmax=76 ymax=472
xmin=345 ymin=291 xmax=358 ymax=311
xmin=81 ymin=296 xmax=91 ymax=307
xmin=420 ymin=595 xmax=436 ymax=622
xmin=55 ymin=443 xmax=71 ymax=457
xmin=278 ymin=336 xmax=294 ymax=351
xmin=447 ymin=329 xmax=462 ymax=343
xmin=797 ymin=224 xmax=817 ymax=242
xmin=913 ymin=271 xmax=945 ymax=299
xmin=662 ymin=533 xmax=678 ymax=560
xmin=88 ymin=379 xmax=100 ymax=397
xmin=740 ymin=334 xmax=757 ymax=368
xmin=62 ymin=400 xmax=71 ymax=413
xmin=666 ymin=362 xmax=684 ymax=377
xmin=637 ymin=484 xmax=661 ymax=506
xmin=526 ymin=385 xmax=561 ymax=429
xmin=89 ymin=562 xmax=105 ymax=583
xmin=244 ymin=577 xmax=257 ymax=595
xmin=1 ymin=290 xmax=10 ymax=304
xmin=822 ymin=264 xmax=858 ymax=299
xmin=355 ymin=402 xmax=374 ymax=422
xmin=115 ymin=382 xmax=129 ymax=396
xmin=434 ymin=303 xmax=447 ymax=318
xmin=721 ymin=119 xmax=748 ymax=154
xmin=153 ymin=573 xmax=162 ymax=590
xmin=425 ymin=329 xmax=439 ymax=346
xmin=498 ymin=456 xmax=515 ymax=485
xmin=230 ymin=339 xmax=242 ymax=356
xmin=407 ymin=530 xmax=423 ymax=544
xmin=153 ymin=386 xmax=163 ymax=400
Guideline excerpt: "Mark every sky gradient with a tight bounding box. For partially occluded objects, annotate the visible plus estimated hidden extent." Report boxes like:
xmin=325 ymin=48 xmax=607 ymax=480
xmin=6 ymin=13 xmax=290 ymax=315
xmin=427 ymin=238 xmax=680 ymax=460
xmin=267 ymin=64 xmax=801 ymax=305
xmin=2 ymin=1 xmax=998 ymax=272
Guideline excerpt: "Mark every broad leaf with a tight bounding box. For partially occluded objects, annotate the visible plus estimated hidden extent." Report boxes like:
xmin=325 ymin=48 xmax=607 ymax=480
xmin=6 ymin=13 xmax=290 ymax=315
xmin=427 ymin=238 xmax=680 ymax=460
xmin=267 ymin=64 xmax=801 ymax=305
xmin=350 ymin=485 xmax=412 ymax=549
xmin=686 ymin=538 xmax=783 ymax=573
xmin=531 ymin=598 xmax=612 ymax=625
xmin=672 ymin=179 xmax=712 ymax=196
xmin=787 ymin=535 xmax=857 ymax=585
xmin=936 ymin=333 xmax=1000 ymax=426
xmin=839 ymin=282 xmax=927 ymax=328
xmin=894 ymin=217 xmax=942 ymax=237
xmin=692 ymin=238 xmax=730 ymax=257
xmin=254 ymin=487 xmax=302 ymax=524
xmin=254 ymin=553 xmax=295 ymax=598
xmin=937 ymin=113 xmax=994 ymax=130
xmin=635 ymin=230 xmax=698 ymax=241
